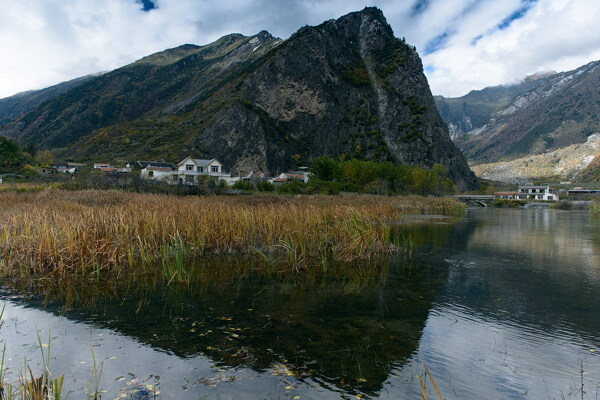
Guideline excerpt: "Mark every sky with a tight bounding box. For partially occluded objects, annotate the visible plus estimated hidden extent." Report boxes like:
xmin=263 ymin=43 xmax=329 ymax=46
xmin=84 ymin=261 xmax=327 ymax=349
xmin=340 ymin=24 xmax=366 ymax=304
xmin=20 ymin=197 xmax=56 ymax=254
xmin=0 ymin=0 xmax=599 ymax=99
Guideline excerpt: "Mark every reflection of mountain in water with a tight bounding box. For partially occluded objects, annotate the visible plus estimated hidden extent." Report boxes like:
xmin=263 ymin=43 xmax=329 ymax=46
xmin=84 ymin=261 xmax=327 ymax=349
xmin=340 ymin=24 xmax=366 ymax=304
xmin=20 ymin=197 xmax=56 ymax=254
xmin=1 ymin=259 xmax=447 ymax=394
xmin=440 ymin=209 xmax=600 ymax=339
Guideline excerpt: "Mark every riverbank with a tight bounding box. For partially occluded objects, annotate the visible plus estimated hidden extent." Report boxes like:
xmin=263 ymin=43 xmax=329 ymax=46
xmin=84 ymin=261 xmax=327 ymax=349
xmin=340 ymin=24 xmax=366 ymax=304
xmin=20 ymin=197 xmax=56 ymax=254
xmin=0 ymin=190 xmax=464 ymax=279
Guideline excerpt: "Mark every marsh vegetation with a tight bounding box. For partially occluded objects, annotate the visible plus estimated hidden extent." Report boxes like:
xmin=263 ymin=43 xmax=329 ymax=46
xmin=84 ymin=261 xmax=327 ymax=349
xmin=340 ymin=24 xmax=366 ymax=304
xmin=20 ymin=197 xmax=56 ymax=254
xmin=0 ymin=190 xmax=464 ymax=282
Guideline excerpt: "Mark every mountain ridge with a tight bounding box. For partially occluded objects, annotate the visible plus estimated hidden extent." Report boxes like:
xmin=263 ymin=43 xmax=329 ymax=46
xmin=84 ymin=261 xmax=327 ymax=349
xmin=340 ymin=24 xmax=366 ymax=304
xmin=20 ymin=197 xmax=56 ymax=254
xmin=453 ymin=60 xmax=600 ymax=165
xmin=0 ymin=7 xmax=478 ymax=189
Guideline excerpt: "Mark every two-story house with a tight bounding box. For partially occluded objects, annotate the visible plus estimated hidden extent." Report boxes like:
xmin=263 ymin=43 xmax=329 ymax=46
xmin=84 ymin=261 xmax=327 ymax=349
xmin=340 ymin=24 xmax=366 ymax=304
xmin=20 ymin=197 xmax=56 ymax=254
xmin=176 ymin=157 xmax=227 ymax=184
xmin=517 ymin=185 xmax=558 ymax=201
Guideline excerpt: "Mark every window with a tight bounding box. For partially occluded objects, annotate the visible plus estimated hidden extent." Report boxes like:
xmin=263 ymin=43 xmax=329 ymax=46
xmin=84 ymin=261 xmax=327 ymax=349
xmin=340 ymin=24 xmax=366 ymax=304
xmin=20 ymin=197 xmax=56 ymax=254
xmin=185 ymin=164 xmax=194 ymax=171
xmin=211 ymin=166 xmax=219 ymax=173
xmin=148 ymin=171 xmax=154 ymax=178
xmin=199 ymin=167 xmax=204 ymax=173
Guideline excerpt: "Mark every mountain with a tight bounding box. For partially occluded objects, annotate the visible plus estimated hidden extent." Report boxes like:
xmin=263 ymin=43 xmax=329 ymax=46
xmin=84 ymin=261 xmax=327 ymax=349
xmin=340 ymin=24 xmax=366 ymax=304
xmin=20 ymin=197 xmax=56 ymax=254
xmin=0 ymin=8 xmax=478 ymax=190
xmin=0 ymin=75 xmax=98 ymax=126
xmin=471 ymin=133 xmax=600 ymax=184
xmin=434 ymin=72 xmax=555 ymax=140
xmin=451 ymin=61 xmax=600 ymax=165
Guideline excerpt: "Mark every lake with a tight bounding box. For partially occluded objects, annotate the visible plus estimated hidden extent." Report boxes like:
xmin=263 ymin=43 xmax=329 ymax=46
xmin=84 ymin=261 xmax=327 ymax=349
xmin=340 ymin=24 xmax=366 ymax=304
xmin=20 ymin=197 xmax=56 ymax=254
xmin=1 ymin=208 xmax=599 ymax=399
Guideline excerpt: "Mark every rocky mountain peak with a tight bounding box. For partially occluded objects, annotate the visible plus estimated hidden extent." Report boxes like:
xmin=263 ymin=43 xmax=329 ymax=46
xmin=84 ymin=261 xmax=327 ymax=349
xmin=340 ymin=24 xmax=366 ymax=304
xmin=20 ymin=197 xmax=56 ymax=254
xmin=0 ymin=8 xmax=478 ymax=190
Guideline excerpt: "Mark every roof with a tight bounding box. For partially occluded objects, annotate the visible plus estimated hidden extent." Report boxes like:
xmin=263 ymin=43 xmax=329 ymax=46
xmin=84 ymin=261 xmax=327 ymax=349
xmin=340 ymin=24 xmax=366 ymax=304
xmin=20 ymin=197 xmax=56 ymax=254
xmin=130 ymin=161 xmax=177 ymax=169
xmin=519 ymin=185 xmax=550 ymax=189
xmin=178 ymin=157 xmax=222 ymax=167
xmin=285 ymin=173 xmax=306 ymax=180
xmin=495 ymin=192 xmax=518 ymax=195
xmin=99 ymin=167 xmax=118 ymax=173
xmin=145 ymin=166 xmax=175 ymax=171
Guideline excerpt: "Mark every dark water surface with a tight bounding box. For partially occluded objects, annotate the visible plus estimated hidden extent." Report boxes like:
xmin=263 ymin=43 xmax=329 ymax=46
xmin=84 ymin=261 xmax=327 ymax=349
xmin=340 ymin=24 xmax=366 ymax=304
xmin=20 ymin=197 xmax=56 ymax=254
xmin=1 ymin=208 xmax=600 ymax=399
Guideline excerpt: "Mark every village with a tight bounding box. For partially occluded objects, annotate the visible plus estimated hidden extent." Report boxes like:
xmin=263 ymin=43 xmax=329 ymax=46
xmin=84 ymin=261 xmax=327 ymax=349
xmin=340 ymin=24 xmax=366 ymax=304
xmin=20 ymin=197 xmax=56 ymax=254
xmin=36 ymin=156 xmax=310 ymax=187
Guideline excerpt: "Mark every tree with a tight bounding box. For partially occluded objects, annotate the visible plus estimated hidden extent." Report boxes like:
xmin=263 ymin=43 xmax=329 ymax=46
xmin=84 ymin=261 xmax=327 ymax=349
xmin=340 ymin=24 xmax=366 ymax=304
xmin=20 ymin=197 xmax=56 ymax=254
xmin=37 ymin=150 xmax=54 ymax=167
xmin=23 ymin=142 xmax=36 ymax=157
xmin=309 ymin=156 xmax=337 ymax=181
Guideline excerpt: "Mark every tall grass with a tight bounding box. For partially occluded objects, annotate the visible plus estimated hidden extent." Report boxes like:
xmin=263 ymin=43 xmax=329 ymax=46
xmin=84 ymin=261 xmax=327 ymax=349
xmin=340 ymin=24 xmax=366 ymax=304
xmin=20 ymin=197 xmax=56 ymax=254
xmin=0 ymin=190 xmax=464 ymax=279
xmin=590 ymin=202 xmax=600 ymax=216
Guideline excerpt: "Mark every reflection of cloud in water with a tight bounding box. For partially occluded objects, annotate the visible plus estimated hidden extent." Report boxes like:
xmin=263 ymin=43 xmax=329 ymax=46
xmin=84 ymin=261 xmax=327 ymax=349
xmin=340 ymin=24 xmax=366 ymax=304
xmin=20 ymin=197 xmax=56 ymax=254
xmin=406 ymin=303 xmax=599 ymax=399
xmin=467 ymin=209 xmax=600 ymax=282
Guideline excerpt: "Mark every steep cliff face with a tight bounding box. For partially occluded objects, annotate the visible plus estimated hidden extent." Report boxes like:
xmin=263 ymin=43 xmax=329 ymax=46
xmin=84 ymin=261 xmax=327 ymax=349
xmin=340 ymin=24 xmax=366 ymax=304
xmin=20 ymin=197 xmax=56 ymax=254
xmin=215 ymin=8 xmax=477 ymax=188
xmin=1 ymin=8 xmax=478 ymax=190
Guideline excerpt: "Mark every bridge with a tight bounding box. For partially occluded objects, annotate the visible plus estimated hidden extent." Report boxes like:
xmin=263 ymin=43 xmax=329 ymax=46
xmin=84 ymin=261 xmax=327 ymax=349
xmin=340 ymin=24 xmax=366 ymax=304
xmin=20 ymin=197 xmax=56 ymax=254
xmin=452 ymin=195 xmax=495 ymax=207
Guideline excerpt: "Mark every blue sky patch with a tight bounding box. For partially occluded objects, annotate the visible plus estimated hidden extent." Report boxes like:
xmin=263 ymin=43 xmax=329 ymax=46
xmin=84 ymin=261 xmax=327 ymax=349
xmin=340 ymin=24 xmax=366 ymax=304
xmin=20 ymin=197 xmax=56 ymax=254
xmin=138 ymin=0 xmax=157 ymax=11
xmin=424 ymin=30 xmax=453 ymax=55
xmin=497 ymin=0 xmax=537 ymax=30
xmin=411 ymin=0 xmax=430 ymax=16
xmin=471 ymin=34 xmax=484 ymax=46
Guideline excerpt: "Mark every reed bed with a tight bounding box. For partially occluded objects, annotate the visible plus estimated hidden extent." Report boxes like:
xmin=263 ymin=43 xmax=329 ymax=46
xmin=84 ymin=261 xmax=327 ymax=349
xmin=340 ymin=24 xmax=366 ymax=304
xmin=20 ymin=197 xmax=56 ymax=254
xmin=0 ymin=190 xmax=464 ymax=279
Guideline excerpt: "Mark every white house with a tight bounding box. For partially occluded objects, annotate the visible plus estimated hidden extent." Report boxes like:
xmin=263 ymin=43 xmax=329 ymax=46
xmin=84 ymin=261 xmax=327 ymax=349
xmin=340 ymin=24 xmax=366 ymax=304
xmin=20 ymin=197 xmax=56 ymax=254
xmin=140 ymin=165 xmax=178 ymax=182
xmin=175 ymin=157 xmax=229 ymax=184
xmin=517 ymin=185 xmax=558 ymax=201
xmin=137 ymin=157 xmax=233 ymax=185
xmin=93 ymin=163 xmax=113 ymax=170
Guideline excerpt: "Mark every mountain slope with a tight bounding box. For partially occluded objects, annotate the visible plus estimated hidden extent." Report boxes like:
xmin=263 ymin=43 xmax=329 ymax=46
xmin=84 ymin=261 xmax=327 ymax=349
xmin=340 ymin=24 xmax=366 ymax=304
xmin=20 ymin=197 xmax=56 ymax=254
xmin=1 ymin=31 xmax=281 ymax=149
xmin=0 ymin=75 xmax=97 ymax=125
xmin=471 ymin=133 xmax=600 ymax=184
xmin=1 ymin=8 xmax=478 ymax=189
xmin=453 ymin=60 xmax=600 ymax=165
xmin=434 ymin=72 xmax=554 ymax=140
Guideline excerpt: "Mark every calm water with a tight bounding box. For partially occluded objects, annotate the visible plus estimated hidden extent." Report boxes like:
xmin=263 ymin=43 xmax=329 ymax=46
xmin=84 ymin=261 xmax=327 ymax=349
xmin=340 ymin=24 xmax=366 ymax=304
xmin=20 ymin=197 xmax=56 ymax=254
xmin=1 ymin=208 xmax=600 ymax=399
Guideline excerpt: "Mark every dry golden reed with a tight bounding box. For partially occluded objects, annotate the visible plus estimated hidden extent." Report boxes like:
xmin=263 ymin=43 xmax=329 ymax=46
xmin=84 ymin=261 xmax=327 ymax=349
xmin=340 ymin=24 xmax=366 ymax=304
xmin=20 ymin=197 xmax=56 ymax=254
xmin=0 ymin=190 xmax=464 ymax=278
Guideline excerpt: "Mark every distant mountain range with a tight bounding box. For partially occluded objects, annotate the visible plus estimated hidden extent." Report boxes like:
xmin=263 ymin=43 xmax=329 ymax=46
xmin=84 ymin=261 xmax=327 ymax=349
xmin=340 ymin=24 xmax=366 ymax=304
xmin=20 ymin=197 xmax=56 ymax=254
xmin=0 ymin=8 xmax=478 ymax=189
xmin=435 ymin=61 xmax=600 ymax=183
xmin=434 ymin=72 xmax=555 ymax=140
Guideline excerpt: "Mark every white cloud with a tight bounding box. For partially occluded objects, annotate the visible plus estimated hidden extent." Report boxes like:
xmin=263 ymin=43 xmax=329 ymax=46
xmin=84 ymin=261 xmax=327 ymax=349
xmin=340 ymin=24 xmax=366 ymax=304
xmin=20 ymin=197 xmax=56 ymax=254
xmin=0 ymin=0 xmax=598 ymax=98
xmin=423 ymin=0 xmax=600 ymax=96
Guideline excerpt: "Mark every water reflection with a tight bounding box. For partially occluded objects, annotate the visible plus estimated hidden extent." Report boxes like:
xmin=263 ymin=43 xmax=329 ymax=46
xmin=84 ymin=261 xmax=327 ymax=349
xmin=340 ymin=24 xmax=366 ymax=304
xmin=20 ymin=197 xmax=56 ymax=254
xmin=402 ymin=209 xmax=600 ymax=399
xmin=2 ymin=209 xmax=600 ymax=399
xmin=0 ymin=257 xmax=447 ymax=398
